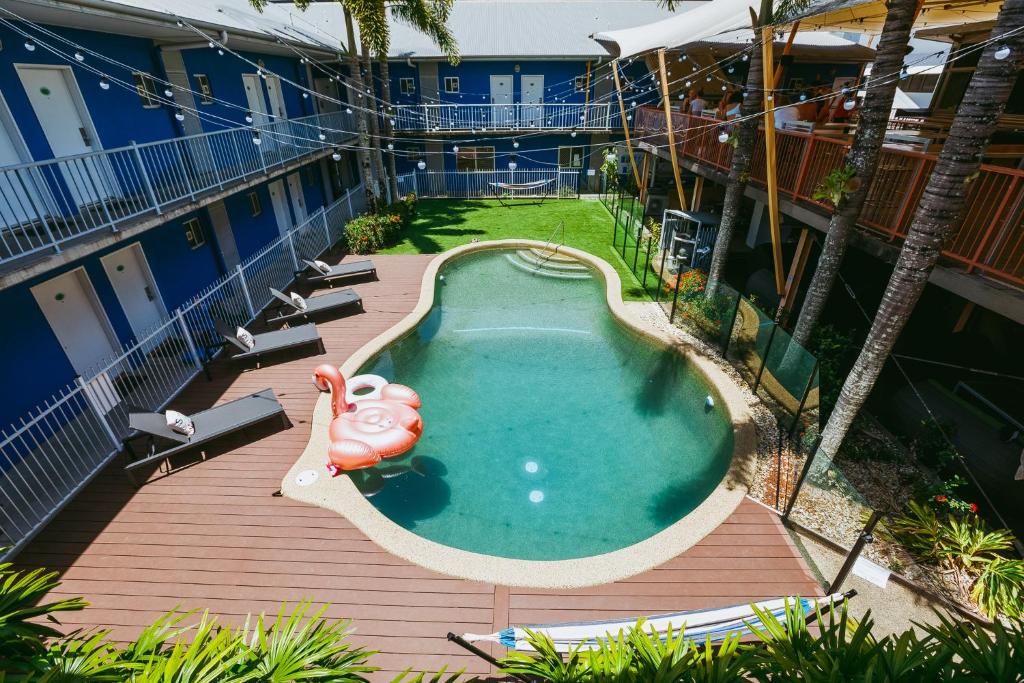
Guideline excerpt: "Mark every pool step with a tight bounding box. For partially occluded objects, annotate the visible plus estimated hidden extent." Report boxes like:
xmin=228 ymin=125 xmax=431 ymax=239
xmin=505 ymin=252 xmax=592 ymax=279
xmin=516 ymin=249 xmax=591 ymax=272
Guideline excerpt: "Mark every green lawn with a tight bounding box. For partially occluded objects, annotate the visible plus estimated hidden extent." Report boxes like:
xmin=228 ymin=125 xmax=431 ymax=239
xmin=379 ymin=199 xmax=651 ymax=300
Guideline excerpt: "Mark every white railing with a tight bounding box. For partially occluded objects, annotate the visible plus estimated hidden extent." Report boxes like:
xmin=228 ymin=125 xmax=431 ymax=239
xmin=396 ymin=169 xmax=580 ymax=199
xmin=0 ymin=184 xmax=367 ymax=559
xmin=0 ymin=111 xmax=357 ymax=266
xmin=391 ymin=103 xmax=617 ymax=131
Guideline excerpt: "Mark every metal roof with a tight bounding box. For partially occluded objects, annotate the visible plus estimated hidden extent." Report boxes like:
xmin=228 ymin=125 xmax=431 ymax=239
xmin=291 ymin=0 xmax=687 ymax=60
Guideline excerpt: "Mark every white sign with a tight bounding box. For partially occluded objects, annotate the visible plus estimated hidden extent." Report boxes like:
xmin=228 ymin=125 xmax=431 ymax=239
xmin=586 ymin=169 xmax=596 ymax=176
xmin=852 ymin=556 xmax=891 ymax=588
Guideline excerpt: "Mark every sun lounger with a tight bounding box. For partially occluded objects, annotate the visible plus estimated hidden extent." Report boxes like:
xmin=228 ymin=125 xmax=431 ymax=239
xmin=122 ymin=388 xmax=289 ymax=485
xmin=449 ymin=591 xmax=856 ymax=665
xmin=202 ymin=319 xmax=323 ymax=379
xmin=265 ymin=287 xmax=363 ymax=325
xmin=297 ymin=258 xmax=377 ymax=286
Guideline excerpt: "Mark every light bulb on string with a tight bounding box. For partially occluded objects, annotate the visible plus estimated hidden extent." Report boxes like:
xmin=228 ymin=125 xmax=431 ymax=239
xmin=513 ymin=139 xmax=520 ymax=149
xmin=452 ymin=145 xmax=460 ymax=153
xmin=217 ymin=49 xmax=224 ymax=55
xmin=799 ymin=92 xmax=807 ymax=101
xmin=164 ymin=87 xmax=174 ymax=98
xmin=685 ymin=80 xmax=692 ymax=88
xmin=332 ymin=149 xmax=342 ymax=161
xmin=345 ymin=107 xmax=353 ymax=114
xmin=318 ymin=129 xmax=326 ymax=141
xmin=508 ymin=160 xmax=517 ymax=170
xmin=387 ymin=143 xmax=394 ymax=150
xmin=302 ymin=92 xmax=309 ymax=99
xmin=251 ymin=130 xmax=261 ymax=145
xmin=721 ymin=85 xmax=727 ymax=91
xmin=24 ymin=39 xmax=36 ymax=51
xmin=742 ymin=54 xmax=749 ymax=62
xmin=571 ymin=128 xmax=577 ymax=138
xmin=74 ymin=51 xmax=85 ymax=62
xmin=174 ymin=109 xmax=185 ymax=122
xmin=728 ymin=66 xmax=735 ymax=74
xmin=706 ymin=75 xmax=712 ymax=82
xmin=208 ymin=41 xmax=215 ymax=48
xmin=417 ymin=160 xmax=427 ymax=170
xmin=843 ymin=99 xmax=856 ymax=111
xmin=995 ymin=44 xmax=1011 ymax=60
xmin=99 ymin=76 xmax=110 ymax=90
xmin=245 ymin=111 xmax=253 ymax=124
xmin=678 ymin=53 xmax=687 ymax=61
xmin=718 ymin=131 xmax=729 ymax=143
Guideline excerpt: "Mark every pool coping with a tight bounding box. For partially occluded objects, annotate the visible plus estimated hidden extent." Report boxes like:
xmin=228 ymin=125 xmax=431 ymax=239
xmin=281 ymin=240 xmax=757 ymax=589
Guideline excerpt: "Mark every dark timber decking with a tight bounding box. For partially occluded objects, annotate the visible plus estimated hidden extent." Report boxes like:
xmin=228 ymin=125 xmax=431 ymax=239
xmin=17 ymin=254 xmax=822 ymax=680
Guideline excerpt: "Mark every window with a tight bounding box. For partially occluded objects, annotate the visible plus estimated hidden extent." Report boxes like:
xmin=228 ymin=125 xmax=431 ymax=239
xmin=248 ymin=192 xmax=262 ymax=217
xmin=133 ymin=72 xmax=160 ymax=108
xmin=183 ymin=218 xmax=206 ymax=249
xmin=900 ymin=73 xmax=940 ymax=94
xmin=455 ymin=146 xmax=495 ymax=171
xmin=558 ymin=146 xmax=585 ymax=168
xmin=193 ymin=74 xmax=214 ymax=104
xmin=574 ymin=76 xmax=588 ymax=93
xmin=444 ymin=76 xmax=460 ymax=93
xmin=399 ymin=77 xmax=416 ymax=95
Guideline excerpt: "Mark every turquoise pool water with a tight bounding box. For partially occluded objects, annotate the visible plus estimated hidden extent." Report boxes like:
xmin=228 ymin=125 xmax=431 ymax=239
xmin=357 ymin=249 xmax=734 ymax=561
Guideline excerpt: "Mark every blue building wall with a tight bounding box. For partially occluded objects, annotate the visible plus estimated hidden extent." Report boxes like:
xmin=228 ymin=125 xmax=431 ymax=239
xmin=179 ymin=48 xmax=315 ymax=133
xmin=0 ymin=23 xmax=177 ymax=160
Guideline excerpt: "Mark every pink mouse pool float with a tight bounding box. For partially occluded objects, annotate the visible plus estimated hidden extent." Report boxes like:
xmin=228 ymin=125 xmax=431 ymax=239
xmin=312 ymin=364 xmax=423 ymax=474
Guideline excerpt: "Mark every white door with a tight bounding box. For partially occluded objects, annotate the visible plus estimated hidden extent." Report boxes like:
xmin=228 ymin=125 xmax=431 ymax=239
xmin=285 ymin=173 xmax=307 ymax=224
xmin=16 ymin=65 xmax=116 ymax=207
xmin=264 ymin=75 xmax=288 ymax=120
xmin=0 ymin=93 xmax=50 ymax=228
xmin=100 ymin=243 xmax=167 ymax=340
xmin=206 ymin=201 xmax=240 ymax=269
xmin=521 ymin=75 xmax=544 ymax=128
xmin=242 ymin=74 xmax=270 ymax=126
xmin=267 ymin=179 xmax=292 ymax=236
xmin=490 ymin=75 xmax=514 ymax=128
xmin=31 ymin=268 xmax=120 ymax=376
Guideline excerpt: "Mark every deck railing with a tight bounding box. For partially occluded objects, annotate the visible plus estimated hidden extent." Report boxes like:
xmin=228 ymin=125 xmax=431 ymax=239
xmin=0 ymin=184 xmax=367 ymax=560
xmin=396 ymin=169 xmax=580 ymax=199
xmin=632 ymin=106 xmax=1024 ymax=287
xmin=391 ymin=103 xmax=617 ymax=132
xmin=0 ymin=110 xmax=357 ymax=267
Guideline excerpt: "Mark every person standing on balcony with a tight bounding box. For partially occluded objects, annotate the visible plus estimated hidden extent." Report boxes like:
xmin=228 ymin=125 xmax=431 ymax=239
xmin=683 ymin=89 xmax=707 ymax=116
xmin=773 ymin=94 xmax=800 ymax=129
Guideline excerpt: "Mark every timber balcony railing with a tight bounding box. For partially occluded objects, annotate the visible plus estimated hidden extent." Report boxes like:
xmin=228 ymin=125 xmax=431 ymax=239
xmin=0 ymin=110 xmax=356 ymax=267
xmin=633 ymin=106 xmax=1024 ymax=288
xmin=391 ymin=102 xmax=618 ymax=132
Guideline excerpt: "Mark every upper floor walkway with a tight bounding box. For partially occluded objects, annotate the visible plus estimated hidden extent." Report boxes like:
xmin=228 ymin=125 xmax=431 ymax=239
xmin=391 ymin=102 xmax=620 ymax=133
xmin=0 ymin=111 xmax=356 ymax=285
xmin=633 ymin=106 xmax=1024 ymax=293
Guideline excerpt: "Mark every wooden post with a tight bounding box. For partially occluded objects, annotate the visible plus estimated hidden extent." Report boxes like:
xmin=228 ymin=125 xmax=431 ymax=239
xmin=657 ymin=48 xmax=687 ymax=210
xmin=611 ymin=60 xmax=644 ymax=195
xmin=953 ymin=301 xmax=975 ymax=333
xmin=761 ymin=28 xmax=786 ymax=296
xmin=690 ymin=175 xmax=704 ymax=212
xmin=772 ymin=21 xmax=800 ymax=88
xmin=779 ymin=228 xmax=813 ymax=320
xmin=639 ymin=152 xmax=650 ymax=205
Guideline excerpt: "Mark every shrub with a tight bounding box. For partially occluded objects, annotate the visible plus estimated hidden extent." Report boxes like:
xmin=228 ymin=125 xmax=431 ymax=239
xmin=344 ymin=212 xmax=404 ymax=254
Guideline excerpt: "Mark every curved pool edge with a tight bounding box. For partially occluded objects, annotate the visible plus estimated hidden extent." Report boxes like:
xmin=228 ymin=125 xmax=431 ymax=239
xmin=282 ymin=240 xmax=758 ymax=589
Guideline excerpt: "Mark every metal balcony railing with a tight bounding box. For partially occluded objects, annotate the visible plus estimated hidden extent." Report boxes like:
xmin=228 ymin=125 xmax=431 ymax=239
xmin=391 ymin=103 xmax=618 ymax=132
xmin=0 ymin=110 xmax=357 ymax=267
xmin=633 ymin=106 xmax=1024 ymax=288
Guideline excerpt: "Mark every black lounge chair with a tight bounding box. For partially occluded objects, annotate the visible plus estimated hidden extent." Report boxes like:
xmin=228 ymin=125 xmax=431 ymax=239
xmin=122 ymin=388 xmax=289 ymax=485
xmin=202 ymin=319 xmax=324 ymax=379
xmin=297 ymin=258 xmax=377 ymax=286
xmin=265 ymin=287 xmax=363 ymax=325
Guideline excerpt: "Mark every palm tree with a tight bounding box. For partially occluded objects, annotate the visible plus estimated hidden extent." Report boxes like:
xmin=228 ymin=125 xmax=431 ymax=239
xmin=704 ymin=0 xmax=769 ymax=297
xmin=787 ymin=0 xmax=919 ymax=349
xmin=814 ymin=0 xmax=1024 ymax=465
xmin=361 ymin=39 xmax=389 ymax=200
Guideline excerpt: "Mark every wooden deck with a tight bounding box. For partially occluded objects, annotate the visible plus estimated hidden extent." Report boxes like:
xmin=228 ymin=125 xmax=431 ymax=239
xmin=17 ymin=254 xmax=822 ymax=680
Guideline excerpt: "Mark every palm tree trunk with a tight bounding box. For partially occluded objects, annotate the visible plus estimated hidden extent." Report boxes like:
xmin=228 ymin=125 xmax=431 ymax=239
xmin=378 ymin=57 xmax=401 ymax=202
xmin=361 ymin=41 xmax=389 ymax=204
xmin=343 ymin=8 xmax=377 ymax=212
xmin=705 ymin=6 xmax=766 ymax=297
xmin=789 ymin=0 xmax=918 ymax=349
xmin=815 ymin=0 xmax=1024 ymax=466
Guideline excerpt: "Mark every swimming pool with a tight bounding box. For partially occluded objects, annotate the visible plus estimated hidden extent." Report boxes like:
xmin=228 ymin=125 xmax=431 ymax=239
xmin=352 ymin=248 xmax=735 ymax=561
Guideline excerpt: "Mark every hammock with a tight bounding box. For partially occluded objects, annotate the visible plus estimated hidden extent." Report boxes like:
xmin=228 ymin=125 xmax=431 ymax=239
xmin=453 ymin=592 xmax=852 ymax=654
xmin=489 ymin=178 xmax=555 ymax=206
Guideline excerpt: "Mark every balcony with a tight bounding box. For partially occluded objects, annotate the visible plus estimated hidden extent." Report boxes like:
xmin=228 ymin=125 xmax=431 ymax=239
xmin=0 ymin=111 xmax=356 ymax=282
xmin=391 ymin=102 xmax=620 ymax=132
xmin=633 ymin=106 xmax=1024 ymax=290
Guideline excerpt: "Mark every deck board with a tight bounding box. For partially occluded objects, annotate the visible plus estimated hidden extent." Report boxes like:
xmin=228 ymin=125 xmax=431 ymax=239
xmin=17 ymin=254 xmax=821 ymax=680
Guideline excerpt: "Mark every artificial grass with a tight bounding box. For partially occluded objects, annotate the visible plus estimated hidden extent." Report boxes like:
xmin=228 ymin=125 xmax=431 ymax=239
xmin=378 ymin=198 xmax=651 ymax=300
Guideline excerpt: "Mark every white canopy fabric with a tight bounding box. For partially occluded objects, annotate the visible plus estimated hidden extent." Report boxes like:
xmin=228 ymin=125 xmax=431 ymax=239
xmin=593 ymin=0 xmax=1005 ymax=59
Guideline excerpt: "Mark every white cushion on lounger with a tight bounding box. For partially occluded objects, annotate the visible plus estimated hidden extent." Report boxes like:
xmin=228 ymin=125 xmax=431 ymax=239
xmin=313 ymin=259 xmax=332 ymax=275
xmin=165 ymin=410 xmax=195 ymax=437
xmin=289 ymin=292 xmax=307 ymax=311
xmin=236 ymin=326 xmax=255 ymax=350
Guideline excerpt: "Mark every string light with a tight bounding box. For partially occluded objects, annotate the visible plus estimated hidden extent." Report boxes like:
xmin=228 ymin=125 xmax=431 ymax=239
xmin=99 ymin=76 xmax=110 ymax=90
xmin=317 ymin=129 xmax=326 ymax=141
xmin=332 ymin=149 xmax=342 ymax=161
xmin=23 ymin=38 xmax=35 ymax=51
xmin=74 ymin=50 xmax=84 ymax=61
xmin=718 ymin=131 xmax=729 ymax=143
xmin=251 ymin=129 xmax=262 ymax=145
xmin=995 ymin=44 xmax=1011 ymax=60
xmin=174 ymin=109 xmax=185 ymax=121
xmin=387 ymin=143 xmax=394 ymax=150
xmin=452 ymin=145 xmax=460 ymax=153
xmin=417 ymin=160 xmax=427 ymax=170
xmin=244 ymin=111 xmax=254 ymax=124
xmin=843 ymin=99 xmax=856 ymax=111
xmin=164 ymin=87 xmax=174 ymax=98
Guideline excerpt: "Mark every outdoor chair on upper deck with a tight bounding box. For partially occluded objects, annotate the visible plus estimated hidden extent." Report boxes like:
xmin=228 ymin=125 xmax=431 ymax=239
xmin=296 ymin=258 xmax=377 ymax=286
xmin=122 ymin=388 xmax=289 ymax=485
xmin=201 ymin=318 xmax=324 ymax=379
xmin=265 ymin=286 xmax=363 ymax=325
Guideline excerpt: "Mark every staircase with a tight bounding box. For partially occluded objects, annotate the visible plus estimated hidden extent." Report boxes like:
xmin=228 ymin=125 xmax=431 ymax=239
xmin=505 ymin=248 xmax=592 ymax=279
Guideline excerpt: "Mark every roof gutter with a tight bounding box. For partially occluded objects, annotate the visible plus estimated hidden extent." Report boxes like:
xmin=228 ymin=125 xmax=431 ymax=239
xmin=159 ymin=28 xmax=228 ymax=52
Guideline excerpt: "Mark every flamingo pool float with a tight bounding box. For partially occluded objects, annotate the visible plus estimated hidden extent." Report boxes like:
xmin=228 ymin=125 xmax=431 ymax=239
xmin=312 ymin=364 xmax=423 ymax=474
